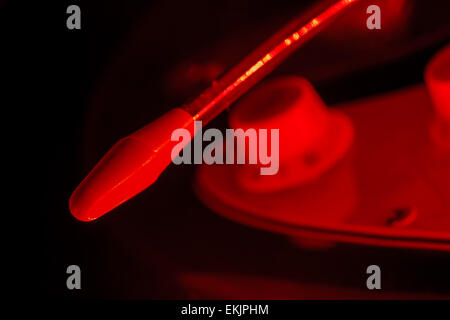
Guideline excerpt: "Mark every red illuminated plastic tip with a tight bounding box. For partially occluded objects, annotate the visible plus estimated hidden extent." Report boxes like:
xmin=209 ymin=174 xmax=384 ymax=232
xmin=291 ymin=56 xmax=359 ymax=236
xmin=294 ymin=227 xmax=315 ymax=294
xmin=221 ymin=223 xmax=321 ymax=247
xmin=69 ymin=108 xmax=194 ymax=221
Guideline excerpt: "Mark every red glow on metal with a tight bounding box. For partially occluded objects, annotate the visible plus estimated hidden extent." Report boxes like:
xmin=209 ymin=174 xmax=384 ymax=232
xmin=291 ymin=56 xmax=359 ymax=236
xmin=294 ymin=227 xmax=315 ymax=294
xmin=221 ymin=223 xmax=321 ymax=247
xmin=426 ymin=44 xmax=450 ymax=149
xmin=196 ymin=84 xmax=450 ymax=252
xmin=192 ymin=0 xmax=358 ymax=122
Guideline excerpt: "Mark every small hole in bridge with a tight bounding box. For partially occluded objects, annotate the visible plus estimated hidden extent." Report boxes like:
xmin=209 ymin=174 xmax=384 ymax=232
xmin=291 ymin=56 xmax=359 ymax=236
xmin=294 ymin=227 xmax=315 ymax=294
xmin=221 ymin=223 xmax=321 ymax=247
xmin=386 ymin=206 xmax=418 ymax=227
